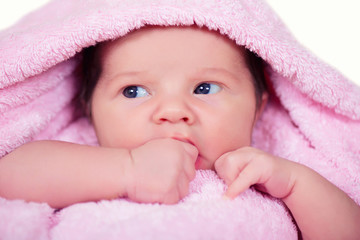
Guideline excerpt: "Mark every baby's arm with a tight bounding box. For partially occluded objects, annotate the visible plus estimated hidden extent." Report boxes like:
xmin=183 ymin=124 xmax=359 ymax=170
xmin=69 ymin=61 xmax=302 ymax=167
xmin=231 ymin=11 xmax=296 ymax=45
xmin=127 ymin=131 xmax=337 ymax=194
xmin=0 ymin=140 xmax=130 ymax=208
xmin=0 ymin=139 xmax=197 ymax=208
xmin=215 ymin=147 xmax=360 ymax=240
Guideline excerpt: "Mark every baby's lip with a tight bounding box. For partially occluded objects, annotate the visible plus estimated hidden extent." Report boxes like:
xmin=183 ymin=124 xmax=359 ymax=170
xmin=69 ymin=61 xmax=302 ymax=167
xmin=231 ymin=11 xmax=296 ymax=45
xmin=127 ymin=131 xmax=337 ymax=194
xmin=170 ymin=136 xmax=195 ymax=147
xmin=170 ymin=136 xmax=200 ymax=165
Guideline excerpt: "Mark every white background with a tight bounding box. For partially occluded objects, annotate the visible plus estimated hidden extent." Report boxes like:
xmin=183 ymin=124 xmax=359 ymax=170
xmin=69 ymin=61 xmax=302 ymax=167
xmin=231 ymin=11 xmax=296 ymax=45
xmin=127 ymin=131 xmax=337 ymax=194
xmin=1 ymin=0 xmax=359 ymax=86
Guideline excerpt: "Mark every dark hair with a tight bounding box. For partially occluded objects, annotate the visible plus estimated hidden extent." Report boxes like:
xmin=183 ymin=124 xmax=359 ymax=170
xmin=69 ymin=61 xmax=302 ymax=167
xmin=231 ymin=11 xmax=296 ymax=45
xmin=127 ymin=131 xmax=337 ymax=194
xmin=78 ymin=44 xmax=267 ymax=114
xmin=244 ymin=49 xmax=268 ymax=109
xmin=79 ymin=45 xmax=102 ymax=113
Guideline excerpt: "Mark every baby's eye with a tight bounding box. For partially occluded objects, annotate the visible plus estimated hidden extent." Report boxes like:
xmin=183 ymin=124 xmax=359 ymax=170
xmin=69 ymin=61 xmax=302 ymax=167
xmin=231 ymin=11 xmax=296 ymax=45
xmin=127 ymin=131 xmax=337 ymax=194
xmin=194 ymin=83 xmax=221 ymax=95
xmin=122 ymin=86 xmax=149 ymax=98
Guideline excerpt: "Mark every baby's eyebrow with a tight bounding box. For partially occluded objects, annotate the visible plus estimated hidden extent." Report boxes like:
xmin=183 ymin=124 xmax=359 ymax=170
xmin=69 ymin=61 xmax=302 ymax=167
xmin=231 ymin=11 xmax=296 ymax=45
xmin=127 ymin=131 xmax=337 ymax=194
xmin=104 ymin=71 xmax=149 ymax=86
xmin=195 ymin=67 xmax=241 ymax=81
xmin=102 ymin=71 xmax=150 ymax=91
xmin=108 ymin=71 xmax=146 ymax=81
xmin=199 ymin=67 xmax=234 ymax=75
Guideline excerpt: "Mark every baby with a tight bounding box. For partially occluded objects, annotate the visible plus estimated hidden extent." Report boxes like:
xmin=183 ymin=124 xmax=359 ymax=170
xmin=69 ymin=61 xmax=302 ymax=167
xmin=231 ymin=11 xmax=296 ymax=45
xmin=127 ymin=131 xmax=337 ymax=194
xmin=0 ymin=26 xmax=359 ymax=239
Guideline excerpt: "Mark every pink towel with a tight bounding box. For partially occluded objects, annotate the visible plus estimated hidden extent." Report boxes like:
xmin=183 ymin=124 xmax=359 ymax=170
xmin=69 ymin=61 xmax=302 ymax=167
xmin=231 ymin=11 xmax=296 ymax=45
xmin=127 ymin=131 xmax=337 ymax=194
xmin=0 ymin=0 xmax=359 ymax=239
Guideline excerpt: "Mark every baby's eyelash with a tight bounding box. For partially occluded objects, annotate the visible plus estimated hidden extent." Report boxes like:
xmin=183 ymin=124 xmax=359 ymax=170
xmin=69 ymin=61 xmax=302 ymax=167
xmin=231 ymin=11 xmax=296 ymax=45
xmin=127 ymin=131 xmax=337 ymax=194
xmin=122 ymin=85 xmax=149 ymax=98
xmin=194 ymin=82 xmax=222 ymax=95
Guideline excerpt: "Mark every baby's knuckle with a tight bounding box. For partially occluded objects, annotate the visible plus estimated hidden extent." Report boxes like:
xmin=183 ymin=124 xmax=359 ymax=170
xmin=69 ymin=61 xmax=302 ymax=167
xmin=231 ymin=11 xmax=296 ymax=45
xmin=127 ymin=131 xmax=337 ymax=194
xmin=225 ymin=154 xmax=239 ymax=167
xmin=214 ymin=158 xmax=223 ymax=170
xmin=239 ymin=146 xmax=254 ymax=154
xmin=257 ymin=153 xmax=276 ymax=172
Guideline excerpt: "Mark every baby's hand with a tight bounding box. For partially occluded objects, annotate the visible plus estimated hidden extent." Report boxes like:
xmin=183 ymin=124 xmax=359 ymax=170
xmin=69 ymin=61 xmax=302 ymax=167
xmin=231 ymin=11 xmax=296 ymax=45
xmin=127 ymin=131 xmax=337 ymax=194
xmin=215 ymin=147 xmax=296 ymax=199
xmin=124 ymin=138 xmax=198 ymax=204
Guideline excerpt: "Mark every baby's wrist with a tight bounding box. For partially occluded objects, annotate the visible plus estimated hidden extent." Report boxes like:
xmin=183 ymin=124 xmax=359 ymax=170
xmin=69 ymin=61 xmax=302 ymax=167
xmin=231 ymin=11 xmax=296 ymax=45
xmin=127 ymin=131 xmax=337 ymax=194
xmin=101 ymin=147 xmax=135 ymax=199
xmin=121 ymin=148 xmax=135 ymax=198
xmin=280 ymin=162 xmax=317 ymax=203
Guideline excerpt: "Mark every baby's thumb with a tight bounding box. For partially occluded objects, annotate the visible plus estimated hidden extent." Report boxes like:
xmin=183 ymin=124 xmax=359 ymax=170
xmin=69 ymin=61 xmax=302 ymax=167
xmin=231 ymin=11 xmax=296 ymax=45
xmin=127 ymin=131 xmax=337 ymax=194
xmin=182 ymin=142 xmax=199 ymax=162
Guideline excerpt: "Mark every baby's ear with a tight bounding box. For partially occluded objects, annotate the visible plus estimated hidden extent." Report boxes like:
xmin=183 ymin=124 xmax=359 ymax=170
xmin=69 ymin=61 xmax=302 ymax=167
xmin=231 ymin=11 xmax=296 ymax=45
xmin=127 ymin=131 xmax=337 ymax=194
xmin=254 ymin=92 xmax=268 ymax=122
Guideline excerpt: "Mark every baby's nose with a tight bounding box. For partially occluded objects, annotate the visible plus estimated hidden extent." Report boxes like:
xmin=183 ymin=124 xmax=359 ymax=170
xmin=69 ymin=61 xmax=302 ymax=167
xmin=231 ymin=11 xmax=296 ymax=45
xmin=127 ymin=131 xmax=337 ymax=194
xmin=152 ymin=98 xmax=195 ymax=124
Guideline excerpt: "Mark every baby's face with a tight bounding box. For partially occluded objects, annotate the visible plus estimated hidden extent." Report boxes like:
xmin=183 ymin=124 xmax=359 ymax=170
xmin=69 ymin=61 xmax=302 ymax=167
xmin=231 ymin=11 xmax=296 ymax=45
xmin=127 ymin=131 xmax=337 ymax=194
xmin=91 ymin=27 xmax=264 ymax=170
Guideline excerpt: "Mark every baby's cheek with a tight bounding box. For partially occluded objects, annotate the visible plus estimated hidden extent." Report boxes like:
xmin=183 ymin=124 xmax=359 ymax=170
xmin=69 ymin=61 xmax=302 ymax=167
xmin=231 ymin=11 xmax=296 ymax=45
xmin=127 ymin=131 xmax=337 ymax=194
xmin=199 ymin=146 xmax=227 ymax=170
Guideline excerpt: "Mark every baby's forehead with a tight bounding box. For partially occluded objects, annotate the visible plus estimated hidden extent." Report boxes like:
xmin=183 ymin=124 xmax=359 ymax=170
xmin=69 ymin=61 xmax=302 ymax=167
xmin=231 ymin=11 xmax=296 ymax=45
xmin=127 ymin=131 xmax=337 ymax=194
xmin=98 ymin=26 xmax=247 ymax=62
xmin=96 ymin=28 xmax=250 ymax=84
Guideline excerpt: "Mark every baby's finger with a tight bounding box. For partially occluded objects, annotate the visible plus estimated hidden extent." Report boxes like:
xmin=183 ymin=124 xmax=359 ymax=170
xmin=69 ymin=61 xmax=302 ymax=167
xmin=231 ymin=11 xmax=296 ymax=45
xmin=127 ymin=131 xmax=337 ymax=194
xmin=181 ymin=142 xmax=199 ymax=163
xmin=181 ymin=143 xmax=197 ymax=180
xmin=177 ymin=171 xmax=190 ymax=199
xmin=163 ymin=189 xmax=181 ymax=205
xmin=215 ymin=151 xmax=249 ymax=185
xmin=224 ymin=163 xmax=261 ymax=199
xmin=183 ymin=155 xmax=196 ymax=181
xmin=184 ymin=163 xmax=196 ymax=182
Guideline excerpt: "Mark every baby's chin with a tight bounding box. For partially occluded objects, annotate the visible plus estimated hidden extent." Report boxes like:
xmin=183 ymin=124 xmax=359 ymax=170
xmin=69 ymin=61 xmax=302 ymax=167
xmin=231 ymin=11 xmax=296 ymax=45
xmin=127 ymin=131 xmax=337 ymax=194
xmin=195 ymin=155 xmax=215 ymax=170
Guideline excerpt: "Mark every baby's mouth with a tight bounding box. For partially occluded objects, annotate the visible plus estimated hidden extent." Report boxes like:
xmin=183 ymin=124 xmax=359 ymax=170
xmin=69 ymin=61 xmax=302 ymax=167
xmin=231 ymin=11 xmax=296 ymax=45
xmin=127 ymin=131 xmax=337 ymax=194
xmin=170 ymin=136 xmax=195 ymax=146
xmin=170 ymin=136 xmax=201 ymax=167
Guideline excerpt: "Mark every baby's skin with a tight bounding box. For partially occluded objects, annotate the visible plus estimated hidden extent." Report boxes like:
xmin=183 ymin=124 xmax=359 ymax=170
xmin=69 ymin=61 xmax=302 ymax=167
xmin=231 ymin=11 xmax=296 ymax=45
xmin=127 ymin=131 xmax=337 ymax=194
xmin=0 ymin=27 xmax=359 ymax=239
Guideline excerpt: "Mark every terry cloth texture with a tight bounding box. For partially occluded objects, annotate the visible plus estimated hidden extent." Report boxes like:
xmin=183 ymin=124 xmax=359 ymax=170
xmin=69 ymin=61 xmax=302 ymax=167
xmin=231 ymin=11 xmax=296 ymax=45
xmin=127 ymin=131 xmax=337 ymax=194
xmin=0 ymin=0 xmax=359 ymax=239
